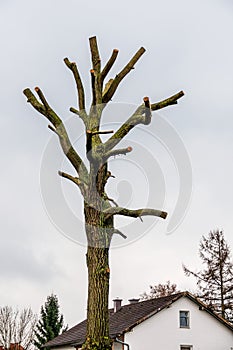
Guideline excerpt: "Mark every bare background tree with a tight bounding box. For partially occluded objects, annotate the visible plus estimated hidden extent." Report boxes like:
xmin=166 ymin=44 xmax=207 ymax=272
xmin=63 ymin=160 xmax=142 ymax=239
xmin=23 ymin=36 xmax=184 ymax=350
xmin=140 ymin=281 xmax=180 ymax=300
xmin=183 ymin=229 xmax=233 ymax=322
xmin=0 ymin=306 xmax=37 ymax=350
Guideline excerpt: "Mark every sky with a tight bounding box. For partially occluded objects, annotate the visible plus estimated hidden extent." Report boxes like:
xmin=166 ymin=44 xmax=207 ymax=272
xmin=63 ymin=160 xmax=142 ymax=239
xmin=0 ymin=0 xmax=233 ymax=327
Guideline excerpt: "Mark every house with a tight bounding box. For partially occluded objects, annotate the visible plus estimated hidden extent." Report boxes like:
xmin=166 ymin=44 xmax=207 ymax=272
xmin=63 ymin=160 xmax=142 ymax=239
xmin=0 ymin=344 xmax=25 ymax=350
xmin=45 ymin=292 xmax=233 ymax=350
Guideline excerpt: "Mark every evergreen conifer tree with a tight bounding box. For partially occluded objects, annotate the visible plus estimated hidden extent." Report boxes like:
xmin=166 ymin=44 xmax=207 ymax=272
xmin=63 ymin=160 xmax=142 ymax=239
xmin=183 ymin=229 xmax=233 ymax=322
xmin=34 ymin=294 xmax=66 ymax=349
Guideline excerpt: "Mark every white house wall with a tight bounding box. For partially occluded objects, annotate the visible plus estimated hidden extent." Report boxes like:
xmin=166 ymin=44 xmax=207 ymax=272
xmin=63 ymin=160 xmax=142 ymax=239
xmin=125 ymin=296 xmax=233 ymax=350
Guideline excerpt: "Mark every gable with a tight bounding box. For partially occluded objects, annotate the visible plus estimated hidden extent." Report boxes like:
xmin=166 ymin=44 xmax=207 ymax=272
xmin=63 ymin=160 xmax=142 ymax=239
xmin=125 ymin=296 xmax=233 ymax=350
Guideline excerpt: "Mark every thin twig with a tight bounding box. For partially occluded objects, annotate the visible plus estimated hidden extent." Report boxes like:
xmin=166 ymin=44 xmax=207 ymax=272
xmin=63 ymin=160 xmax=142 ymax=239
xmin=113 ymin=229 xmax=127 ymax=239
xmin=87 ymin=130 xmax=114 ymax=136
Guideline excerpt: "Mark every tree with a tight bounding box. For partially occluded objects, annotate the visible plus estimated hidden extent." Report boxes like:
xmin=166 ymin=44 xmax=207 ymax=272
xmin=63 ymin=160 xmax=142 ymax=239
xmin=23 ymin=36 xmax=184 ymax=350
xmin=140 ymin=280 xmax=180 ymax=300
xmin=183 ymin=229 xmax=233 ymax=322
xmin=0 ymin=306 xmax=37 ymax=350
xmin=34 ymin=294 xmax=66 ymax=349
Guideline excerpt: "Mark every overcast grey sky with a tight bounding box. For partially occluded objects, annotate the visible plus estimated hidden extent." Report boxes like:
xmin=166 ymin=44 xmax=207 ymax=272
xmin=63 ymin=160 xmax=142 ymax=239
xmin=0 ymin=0 xmax=233 ymax=327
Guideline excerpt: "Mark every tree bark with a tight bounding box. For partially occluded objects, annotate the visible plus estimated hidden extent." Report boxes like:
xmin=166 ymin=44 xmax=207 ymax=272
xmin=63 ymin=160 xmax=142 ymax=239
xmin=82 ymin=202 xmax=113 ymax=350
xmin=23 ymin=36 xmax=184 ymax=350
xmin=84 ymin=245 xmax=111 ymax=350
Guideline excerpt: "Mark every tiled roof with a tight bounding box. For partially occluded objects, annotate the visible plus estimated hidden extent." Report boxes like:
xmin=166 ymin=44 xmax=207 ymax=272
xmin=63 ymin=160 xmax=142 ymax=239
xmin=44 ymin=292 xmax=233 ymax=348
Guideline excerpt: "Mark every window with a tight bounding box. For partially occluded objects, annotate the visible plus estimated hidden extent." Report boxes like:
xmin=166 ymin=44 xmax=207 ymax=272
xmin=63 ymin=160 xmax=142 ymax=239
xmin=179 ymin=310 xmax=189 ymax=328
xmin=180 ymin=346 xmax=192 ymax=350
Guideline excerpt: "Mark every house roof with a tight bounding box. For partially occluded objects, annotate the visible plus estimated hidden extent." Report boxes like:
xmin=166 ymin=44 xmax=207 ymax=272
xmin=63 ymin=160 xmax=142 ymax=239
xmin=44 ymin=291 xmax=233 ymax=348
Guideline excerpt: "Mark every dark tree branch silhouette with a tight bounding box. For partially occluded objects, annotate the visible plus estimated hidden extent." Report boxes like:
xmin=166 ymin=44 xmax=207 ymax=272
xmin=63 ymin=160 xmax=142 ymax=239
xmin=0 ymin=306 xmax=37 ymax=350
xmin=183 ymin=229 xmax=233 ymax=322
xmin=140 ymin=281 xmax=180 ymax=300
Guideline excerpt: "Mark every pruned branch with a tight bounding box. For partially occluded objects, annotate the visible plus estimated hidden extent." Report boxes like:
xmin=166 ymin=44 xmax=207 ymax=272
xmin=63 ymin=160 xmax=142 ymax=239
xmin=58 ymin=171 xmax=88 ymax=197
xmin=103 ymin=195 xmax=118 ymax=207
xmin=23 ymin=87 xmax=46 ymax=114
xmin=102 ymin=47 xmax=146 ymax=103
xmin=35 ymin=86 xmax=50 ymax=109
xmin=104 ymin=146 xmax=132 ymax=161
xmin=93 ymin=130 xmax=114 ymax=135
xmin=89 ymin=36 xmax=101 ymax=73
xmin=101 ymin=49 xmax=119 ymax=84
xmin=23 ymin=87 xmax=88 ymax=180
xmin=58 ymin=171 xmax=81 ymax=186
xmin=151 ymin=90 xmax=184 ymax=110
xmin=104 ymin=206 xmax=167 ymax=220
xmin=90 ymin=69 xmax=97 ymax=106
xmin=113 ymin=229 xmax=127 ymax=239
xmin=87 ymin=129 xmax=114 ymax=136
xmin=64 ymin=57 xmax=86 ymax=112
xmin=89 ymin=37 xmax=102 ymax=105
xmin=103 ymin=104 xmax=145 ymax=153
xmin=102 ymin=79 xmax=114 ymax=97
xmin=48 ymin=124 xmax=59 ymax=135
xmin=143 ymin=96 xmax=152 ymax=125
xmin=104 ymin=91 xmax=185 ymax=153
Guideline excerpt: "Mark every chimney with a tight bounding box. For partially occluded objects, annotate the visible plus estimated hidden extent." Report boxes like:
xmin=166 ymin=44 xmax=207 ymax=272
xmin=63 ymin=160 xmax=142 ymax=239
xmin=128 ymin=298 xmax=140 ymax=304
xmin=113 ymin=298 xmax=122 ymax=312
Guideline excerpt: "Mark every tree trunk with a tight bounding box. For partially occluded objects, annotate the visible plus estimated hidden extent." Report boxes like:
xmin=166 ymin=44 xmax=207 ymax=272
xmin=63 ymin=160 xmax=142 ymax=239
xmin=82 ymin=202 xmax=113 ymax=350
xmin=84 ymin=245 xmax=111 ymax=350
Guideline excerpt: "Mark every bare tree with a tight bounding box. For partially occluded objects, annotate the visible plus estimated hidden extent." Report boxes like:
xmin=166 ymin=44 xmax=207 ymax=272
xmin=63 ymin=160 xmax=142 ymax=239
xmin=23 ymin=36 xmax=184 ymax=350
xmin=140 ymin=281 xmax=180 ymax=300
xmin=183 ymin=229 xmax=233 ymax=322
xmin=0 ymin=307 xmax=37 ymax=350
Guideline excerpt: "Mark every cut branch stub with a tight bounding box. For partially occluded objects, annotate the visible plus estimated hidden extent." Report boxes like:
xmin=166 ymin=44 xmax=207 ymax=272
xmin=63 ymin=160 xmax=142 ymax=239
xmin=104 ymin=146 xmax=133 ymax=162
xmin=143 ymin=96 xmax=152 ymax=125
xmin=87 ymin=129 xmax=114 ymax=136
xmin=113 ymin=229 xmax=127 ymax=240
xmin=35 ymin=86 xmax=50 ymax=110
xmin=101 ymin=49 xmax=119 ymax=85
xmin=89 ymin=36 xmax=101 ymax=73
xmin=90 ymin=69 xmax=96 ymax=105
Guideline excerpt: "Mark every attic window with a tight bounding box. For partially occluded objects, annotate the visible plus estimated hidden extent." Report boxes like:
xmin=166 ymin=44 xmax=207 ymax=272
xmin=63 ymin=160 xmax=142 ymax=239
xmin=180 ymin=346 xmax=192 ymax=350
xmin=179 ymin=311 xmax=190 ymax=328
